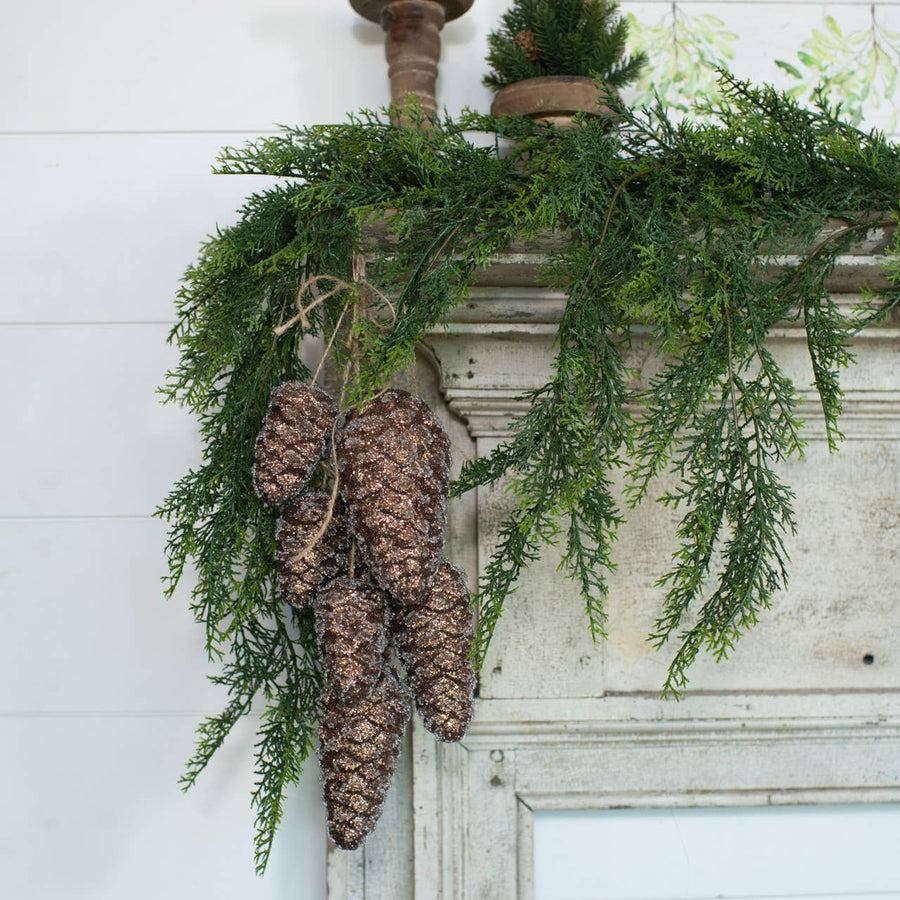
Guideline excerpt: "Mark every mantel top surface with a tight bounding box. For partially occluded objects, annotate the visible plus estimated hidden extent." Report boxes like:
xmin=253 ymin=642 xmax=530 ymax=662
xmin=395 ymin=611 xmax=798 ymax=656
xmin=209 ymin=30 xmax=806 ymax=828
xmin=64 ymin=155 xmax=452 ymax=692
xmin=362 ymin=217 xmax=897 ymax=293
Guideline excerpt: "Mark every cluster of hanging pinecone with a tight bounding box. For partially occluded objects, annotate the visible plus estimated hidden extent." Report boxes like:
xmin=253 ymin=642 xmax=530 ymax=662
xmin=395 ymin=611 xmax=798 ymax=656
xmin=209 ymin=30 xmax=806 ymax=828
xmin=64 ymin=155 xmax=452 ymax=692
xmin=252 ymin=382 xmax=476 ymax=850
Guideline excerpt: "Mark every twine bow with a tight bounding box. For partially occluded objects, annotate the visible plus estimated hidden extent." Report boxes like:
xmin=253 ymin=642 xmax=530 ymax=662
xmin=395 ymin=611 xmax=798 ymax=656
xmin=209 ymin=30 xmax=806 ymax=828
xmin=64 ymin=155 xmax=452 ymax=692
xmin=276 ymin=255 xmax=397 ymax=564
xmin=274 ymin=255 xmax=397 ymax=338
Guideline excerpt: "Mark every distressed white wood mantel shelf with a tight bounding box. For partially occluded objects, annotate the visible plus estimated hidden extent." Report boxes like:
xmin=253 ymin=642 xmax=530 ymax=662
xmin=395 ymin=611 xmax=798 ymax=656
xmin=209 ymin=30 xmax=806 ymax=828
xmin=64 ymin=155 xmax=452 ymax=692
xmin=327 ymin=222 xmax=900 ymax=899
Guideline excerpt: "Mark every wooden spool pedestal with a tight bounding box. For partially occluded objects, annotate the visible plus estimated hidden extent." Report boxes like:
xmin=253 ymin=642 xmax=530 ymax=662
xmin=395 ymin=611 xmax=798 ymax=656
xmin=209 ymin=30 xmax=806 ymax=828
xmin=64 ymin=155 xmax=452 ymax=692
xmin=349 ymin=0 xmax=474 ymax=121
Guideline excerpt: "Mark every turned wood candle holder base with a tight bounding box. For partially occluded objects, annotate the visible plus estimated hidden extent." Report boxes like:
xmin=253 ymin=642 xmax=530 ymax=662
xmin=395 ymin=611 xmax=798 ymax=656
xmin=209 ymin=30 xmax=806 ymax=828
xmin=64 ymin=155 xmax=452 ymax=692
xmin=490 ymin=76 xmax=620 ymax=129
xmin=349 ymin=0 xmax=474 ymax=122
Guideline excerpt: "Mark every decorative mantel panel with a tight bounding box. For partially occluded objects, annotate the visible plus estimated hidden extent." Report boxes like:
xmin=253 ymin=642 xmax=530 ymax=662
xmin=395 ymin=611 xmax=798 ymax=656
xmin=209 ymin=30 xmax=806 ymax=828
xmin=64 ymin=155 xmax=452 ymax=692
xmin=327 ymin=225 xmax=900 ymax=898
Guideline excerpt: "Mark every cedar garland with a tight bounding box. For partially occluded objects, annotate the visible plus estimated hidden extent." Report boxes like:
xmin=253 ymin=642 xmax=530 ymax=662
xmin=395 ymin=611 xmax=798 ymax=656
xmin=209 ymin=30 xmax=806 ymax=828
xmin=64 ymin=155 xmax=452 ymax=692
xmin=159 ymin=73 xmax=900 ymax=869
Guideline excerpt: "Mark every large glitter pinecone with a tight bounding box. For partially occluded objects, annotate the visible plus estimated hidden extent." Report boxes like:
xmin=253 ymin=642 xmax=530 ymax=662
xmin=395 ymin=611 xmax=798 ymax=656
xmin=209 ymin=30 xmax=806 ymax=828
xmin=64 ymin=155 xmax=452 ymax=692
xmin=253 ymin=382 xmax=339 ymax=507
xmin=319 ymin=667 xmax=410 ymax=850
xmin=337 ymin=390 xmax=450 ymax=606
xmin=275 ymin=489 xmax=350 ymax=609
xmin=316 ymin=577 xmax=389 ymax=700
xmin=392 ymin=560 xmax=475 ymax=742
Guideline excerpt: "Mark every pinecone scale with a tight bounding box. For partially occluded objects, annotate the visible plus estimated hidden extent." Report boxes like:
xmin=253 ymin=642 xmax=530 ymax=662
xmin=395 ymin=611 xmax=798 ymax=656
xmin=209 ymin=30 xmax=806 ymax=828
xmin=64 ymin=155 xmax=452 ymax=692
xmin=392 ymin=560 xmax=475 ymax=742
xmin=275 ymin=489 xmax=350 ymax=609
xmin=315 ymin=577 xmax=389 ymax=700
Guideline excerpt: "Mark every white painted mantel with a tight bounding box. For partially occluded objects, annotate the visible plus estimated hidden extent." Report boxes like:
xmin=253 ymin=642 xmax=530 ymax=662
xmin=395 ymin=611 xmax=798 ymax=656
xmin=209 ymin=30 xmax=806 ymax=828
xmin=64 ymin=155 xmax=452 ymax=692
xmin=327 ymin=223 xmax=900 ymax=898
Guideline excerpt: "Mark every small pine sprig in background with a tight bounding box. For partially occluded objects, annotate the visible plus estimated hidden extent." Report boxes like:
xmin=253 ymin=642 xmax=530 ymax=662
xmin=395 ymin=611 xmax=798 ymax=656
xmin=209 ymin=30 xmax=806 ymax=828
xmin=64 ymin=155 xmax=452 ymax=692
xmin=484 ymin=0 xmax=647 ymax=90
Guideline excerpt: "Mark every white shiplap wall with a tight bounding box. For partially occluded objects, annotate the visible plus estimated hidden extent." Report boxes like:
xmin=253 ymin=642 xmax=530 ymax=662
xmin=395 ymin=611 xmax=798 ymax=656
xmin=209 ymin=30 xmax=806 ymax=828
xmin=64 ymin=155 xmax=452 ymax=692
xmin=1 ymin=2 xmax=897 ymax=898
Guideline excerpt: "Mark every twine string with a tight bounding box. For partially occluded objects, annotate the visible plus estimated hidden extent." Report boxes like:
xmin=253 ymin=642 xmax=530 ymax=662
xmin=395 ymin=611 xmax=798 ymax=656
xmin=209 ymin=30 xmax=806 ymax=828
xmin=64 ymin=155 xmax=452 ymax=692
xmin=351 ymin=255 xmax=367 ymax=384
xmin=288 ymin=419 xmax=341 ymax=566
xmin=311 ymin=300 xmax=351 ymax=386
xmin=274 ymin=270 xmax=397 ymax=338
xmin=279 ymin=256 xmax=398 ymax=568
xmin=274 ymin=275 xmax=344 ymax=336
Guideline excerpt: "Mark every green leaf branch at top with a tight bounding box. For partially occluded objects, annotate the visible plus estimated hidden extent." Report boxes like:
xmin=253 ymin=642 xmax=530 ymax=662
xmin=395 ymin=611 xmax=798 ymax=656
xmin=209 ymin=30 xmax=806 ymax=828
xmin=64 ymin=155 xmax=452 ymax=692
xmin=628 ymin=4 xmax=738 ymax=113
xmin=776 ymin=8 xmax=900 ymax=132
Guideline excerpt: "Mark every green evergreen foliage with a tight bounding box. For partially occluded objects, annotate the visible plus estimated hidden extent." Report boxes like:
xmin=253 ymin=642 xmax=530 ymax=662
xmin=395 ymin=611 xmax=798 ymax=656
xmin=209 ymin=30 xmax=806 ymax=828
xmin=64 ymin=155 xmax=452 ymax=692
xmin=484 ymin=0 xmax=647 ymax=90
xmin=160 ymin=75 xmax=900 ymax=866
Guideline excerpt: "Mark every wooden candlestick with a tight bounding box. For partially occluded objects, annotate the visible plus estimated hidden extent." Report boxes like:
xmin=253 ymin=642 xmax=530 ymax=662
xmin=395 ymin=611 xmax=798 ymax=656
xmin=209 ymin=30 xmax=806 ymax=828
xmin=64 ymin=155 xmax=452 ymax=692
xmin=349 ymin=0 xmax=474 ymax=121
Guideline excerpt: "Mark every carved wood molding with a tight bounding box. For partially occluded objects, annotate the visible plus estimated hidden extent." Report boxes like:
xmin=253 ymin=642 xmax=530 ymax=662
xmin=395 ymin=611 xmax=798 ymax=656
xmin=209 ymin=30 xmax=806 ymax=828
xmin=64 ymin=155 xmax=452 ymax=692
xmin=327 ymin=696 xmax=900 ymax=898
xmin=439 ymin=692 xmax=900 ymax=899
xmin=417 ymin=224 xmax=900 ymax=437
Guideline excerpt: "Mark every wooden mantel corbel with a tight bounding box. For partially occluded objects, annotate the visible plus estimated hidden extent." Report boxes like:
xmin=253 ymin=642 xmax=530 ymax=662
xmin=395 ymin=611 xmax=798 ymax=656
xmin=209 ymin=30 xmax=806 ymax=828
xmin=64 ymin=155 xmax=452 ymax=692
xmin=420 ymin=221 xmax=900 ymax=440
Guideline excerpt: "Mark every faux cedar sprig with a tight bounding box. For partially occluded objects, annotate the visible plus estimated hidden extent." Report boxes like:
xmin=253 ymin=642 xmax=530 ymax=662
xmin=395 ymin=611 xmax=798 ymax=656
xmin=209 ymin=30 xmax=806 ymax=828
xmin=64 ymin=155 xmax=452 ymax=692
xmin=159 ymin=73 xmax=900 ymax=869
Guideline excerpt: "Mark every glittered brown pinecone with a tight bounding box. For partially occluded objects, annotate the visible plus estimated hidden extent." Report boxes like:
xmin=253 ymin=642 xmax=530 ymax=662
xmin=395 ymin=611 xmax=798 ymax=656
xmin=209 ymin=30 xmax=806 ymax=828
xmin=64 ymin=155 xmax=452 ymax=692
xmin=319 ymin=666 xmax=410 ymax=850
xmin=275 ymin=489 xmax=350 ymax=609
xmin=315 ymin=577 xmax=389 ymax=700
xmin=514 ymin=29 xmax=540 ymax=62
xmin=253 ymin=381 xmax=339 ymax=507
xmin=391 ymin=560 xmax=475 ymax=742
xmin=337 ymin=390 xmax=450 ymax=606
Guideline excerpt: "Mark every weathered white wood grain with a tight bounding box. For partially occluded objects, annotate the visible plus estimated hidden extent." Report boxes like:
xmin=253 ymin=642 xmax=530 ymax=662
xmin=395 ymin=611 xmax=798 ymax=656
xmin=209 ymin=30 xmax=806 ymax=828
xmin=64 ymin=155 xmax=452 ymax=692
xmin=475 ymin=453 xmax=609 ymax=701
xmin=409 ymin=723 xmax=472 ymax=900
xmin=433 ymin=711 xmax=900 ymax=899
xmin=350 ymin=227 xmax=900 ymax=897
xmin=426 ymin=280 xmax=900 ymax=699
xmin=462 ymin=746 xmax=522 ymax=900
xmin=603 ymin=434 xmax=900 ymax=693
xmin=467 ymin=690 xmax=900 ymax=732
xmin=357 ymin=731 xmax=415 ymax=900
